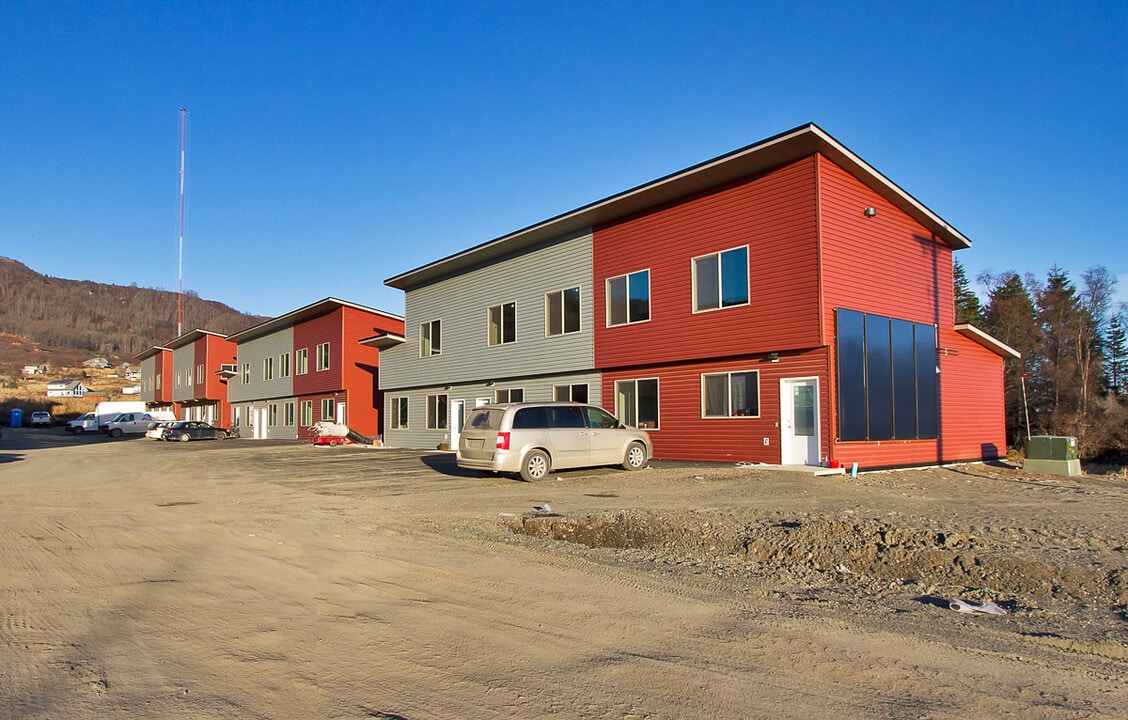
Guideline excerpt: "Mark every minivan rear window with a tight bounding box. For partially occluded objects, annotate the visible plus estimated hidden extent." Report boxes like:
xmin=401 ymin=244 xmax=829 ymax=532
xmin=467 ymin=409 xmax=504 ymax=430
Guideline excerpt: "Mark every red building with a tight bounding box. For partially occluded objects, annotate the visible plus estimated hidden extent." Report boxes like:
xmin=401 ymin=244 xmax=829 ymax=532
xmin=592 ymin=124 xmax=1017 ymax=468
xmin=135 ymin=345 xmax=174 ymax=412
xmin=168 ymin=330 xmax=238 ymax=425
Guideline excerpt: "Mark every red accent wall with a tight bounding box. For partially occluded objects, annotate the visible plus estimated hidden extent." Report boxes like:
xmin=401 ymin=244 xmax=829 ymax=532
xmin=601 ymin=348 xmax=831 ymax=462
xmin=593 ymin=157 xmax=822 ymax=369
xmin=155 ymin=351 xmax=174 ymax=404
xmin=293 ymin=306 xmax=405 ymax=438
xmin=193 ymin=335 xmax=236 ymax=422
xmin=938 ymin=330 xmax=1008 ymax=462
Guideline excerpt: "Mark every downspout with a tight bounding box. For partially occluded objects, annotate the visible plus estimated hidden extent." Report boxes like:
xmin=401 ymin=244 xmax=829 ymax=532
xmin=813 ymin=154 xmax=832 ymax=460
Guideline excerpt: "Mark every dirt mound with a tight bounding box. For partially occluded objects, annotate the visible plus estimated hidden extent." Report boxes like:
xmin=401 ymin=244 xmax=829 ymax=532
xmin=504 ymin=509 xmax=1128 ymax=606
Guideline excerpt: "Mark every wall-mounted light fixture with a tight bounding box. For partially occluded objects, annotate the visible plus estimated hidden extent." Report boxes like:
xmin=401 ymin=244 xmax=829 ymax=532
xmin=768 ymin=352 xmax=780 ymax=363
xmin=443 ymin=384 xmax=451 ymax=390
xmin=485 ymin=380 xmax=495 ymax=386
xmin=864 ymin=207 xmax=877 ymax=218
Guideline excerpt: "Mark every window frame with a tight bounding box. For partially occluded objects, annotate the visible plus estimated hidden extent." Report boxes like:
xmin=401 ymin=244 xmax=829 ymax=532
xmin=420 ymin=319 xmax=442 ymax=357
xmin=300 ymin=400 xmax=313 ymax=426
xmin=700 ymin=369 xmax=761 ymax=418
xmin=196 ymin=364 xmax=205 ymax=385
xmin=692 ymin=245 xmax=750 ymax=313
xmin=316 ymin=342 xmax=331 ymax=371
xmin=320 ymin=398 xmax=334 ymax=421
xmin=487 ymin=301 xmax=517 ymax=347
xmin=389 ymin=397 xmax=408 ymax=430
xmin=605 ymin=269 xmax=651 ymax=327
xmin=280 ymin=352 xmax=291 ymax=378
xmin=263 ymin=356 xmax=274 ymax=381
xmin=241 ymin=363 xmax=250 ymax=384
xmin=284 ymin=401 xmax=295 ymax=427
xmin=553 ymin=383 xmax=589 ymax=403
xmin=295 ymin=348 xmax=308 ymax=375
xmin=614 ymin=377 xmax=660 ymax=430
xmin=426 ymin=394 xmax=448 ymax=430
xmin=545 ymin=287 xmax=581 ymax=337
xmin=494 ymin=388 xmax=524 ymax=403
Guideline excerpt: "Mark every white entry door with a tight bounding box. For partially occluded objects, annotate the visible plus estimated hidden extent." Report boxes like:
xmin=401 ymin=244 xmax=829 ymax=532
xmin=450 ymin=399 xmax=465 ymax=450
xmin=254 ymin=407 xmax=268 ymax=439
xmin=780 ymin=378 xmax=819 ymax=465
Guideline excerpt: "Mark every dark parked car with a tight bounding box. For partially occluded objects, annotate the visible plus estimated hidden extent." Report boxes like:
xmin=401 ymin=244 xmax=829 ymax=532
xmin=163 ymin=421 xmax=230 ymax=442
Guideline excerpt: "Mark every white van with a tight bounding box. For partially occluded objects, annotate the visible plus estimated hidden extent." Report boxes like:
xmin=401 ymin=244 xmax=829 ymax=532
xmin=101 ymin=411 xmax=177 ymax=437
xmin=66 ymin=401 xmax=147 ymax=433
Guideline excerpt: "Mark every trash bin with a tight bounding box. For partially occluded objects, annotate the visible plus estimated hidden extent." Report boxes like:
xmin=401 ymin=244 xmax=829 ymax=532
xmin=9 ymin=408 xmax=23 ymax=428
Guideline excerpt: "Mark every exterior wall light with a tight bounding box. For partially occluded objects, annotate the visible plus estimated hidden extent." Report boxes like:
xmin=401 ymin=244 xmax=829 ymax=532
xmin=864 ymin=207 xmax=877 ymax=218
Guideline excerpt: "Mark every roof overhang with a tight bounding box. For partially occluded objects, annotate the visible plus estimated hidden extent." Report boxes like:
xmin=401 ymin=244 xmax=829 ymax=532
xmin=132 ymin=345 xmax=172 ymax=362
xmin=955 ymin=324 xmax=1021 ymax=359
xmin=358 ymin=332 xmax=406 ymax=350
xmin=167 ymin=329 xmax=230 ymax=350
xmin=226 ymin=297 xmax=405 ymax=344
xmin=384 ymin=122 xmax=972 ymax=291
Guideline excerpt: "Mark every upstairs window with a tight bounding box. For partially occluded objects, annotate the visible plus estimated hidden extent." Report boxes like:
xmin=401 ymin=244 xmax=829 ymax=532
xmin=280 ymin=352 xmax=291 ymax=378
xmin=607 ymin=270 xmax=650 ymax=326
xmin=420 ymin=320 xmax=441 ymax=357
xmin=316 ymin=342 xmax=331 ymax=371
xmin=693 ymin=246 xmax=749 ymax=312
xmin=263 ymin=356 xmax=274 ymax=381
xmin=546 ymin=287 xmax=581 ymax=336
xmin=295 ymin=348 xmax=308 ymax=375
xmin=196 ymin=364 xmax=205 ymax=385
xmin=241 ymin=363 xmax=250 ymax=384
xmin=488 ymin=302 xmax=516 ymax=346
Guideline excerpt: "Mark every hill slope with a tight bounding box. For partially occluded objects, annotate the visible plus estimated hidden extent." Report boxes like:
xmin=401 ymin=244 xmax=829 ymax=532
xmin=0 ymin=256 xmax=267 ymax=368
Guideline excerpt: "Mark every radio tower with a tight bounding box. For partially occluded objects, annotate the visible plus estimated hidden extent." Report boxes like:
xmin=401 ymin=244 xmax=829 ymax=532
xmin=177 ymin=108 xmax=188 ymax=337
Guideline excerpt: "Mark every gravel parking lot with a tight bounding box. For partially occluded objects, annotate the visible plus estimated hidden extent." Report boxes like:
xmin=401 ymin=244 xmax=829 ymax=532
xmin=2 ymin=428 xmax=1126 ymax=718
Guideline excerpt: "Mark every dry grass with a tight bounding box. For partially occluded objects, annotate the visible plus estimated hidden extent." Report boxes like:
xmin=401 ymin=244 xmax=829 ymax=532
xmin=0 ymin=367 xmax=137 ymax=423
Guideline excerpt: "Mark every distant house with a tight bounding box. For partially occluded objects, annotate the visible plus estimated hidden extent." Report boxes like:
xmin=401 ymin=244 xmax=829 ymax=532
xmin=46 ymin=380 xmax=88 ymax=398
xmin=22 ymin=364 xmax=47 ymax=375
xmin=83 ymin=358 xmax=112 ymax=369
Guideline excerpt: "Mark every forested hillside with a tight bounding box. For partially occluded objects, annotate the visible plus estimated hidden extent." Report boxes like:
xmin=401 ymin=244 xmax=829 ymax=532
xmin=0 ymin=256 xmax=267 ymax=367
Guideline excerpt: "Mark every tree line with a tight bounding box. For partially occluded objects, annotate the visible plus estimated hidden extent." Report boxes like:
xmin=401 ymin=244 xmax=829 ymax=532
xmin=955 ymin=260 xmax=1127 ymax=458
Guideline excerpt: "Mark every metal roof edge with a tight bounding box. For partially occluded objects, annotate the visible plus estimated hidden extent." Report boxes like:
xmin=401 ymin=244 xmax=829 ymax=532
xmin=226 ymin=297 xmax=405 ymax=344
xmin=955 ymin=323 xmax=1021 ymax=359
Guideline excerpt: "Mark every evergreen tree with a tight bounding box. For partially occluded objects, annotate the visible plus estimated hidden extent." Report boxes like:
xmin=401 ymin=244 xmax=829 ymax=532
xmin=1107 ymin=310 xmax=1127 ymax=395
xmin=981 ymin=271 xmax=1037 ymax=446
xmin=953 ymin=258 xmax=983 ymax=325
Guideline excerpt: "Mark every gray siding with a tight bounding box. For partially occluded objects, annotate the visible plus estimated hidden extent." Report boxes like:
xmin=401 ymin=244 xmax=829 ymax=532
xmin=140 ymin=356 xmax=156 ymax=404
xmin=228 ymin=328 xmax=294 ymax=403
xmin=171 ymin=346 xmax=196 ymax=403
xmin=383 ymin=371 xmax=602 ymax=450
xmin=381 ymin=230 xmax=594 ymax=390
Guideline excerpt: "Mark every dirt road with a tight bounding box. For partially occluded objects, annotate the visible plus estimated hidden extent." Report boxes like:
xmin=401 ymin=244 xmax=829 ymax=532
xmin=2 ymin=429 xmax=1126 ymax=718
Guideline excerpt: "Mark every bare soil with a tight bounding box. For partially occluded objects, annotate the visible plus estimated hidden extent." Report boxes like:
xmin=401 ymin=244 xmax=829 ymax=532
xmin=2 ymin=429 xmax=1126 ymax=719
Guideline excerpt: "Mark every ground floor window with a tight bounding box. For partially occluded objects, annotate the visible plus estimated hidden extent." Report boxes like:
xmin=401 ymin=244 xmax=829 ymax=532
xmin=553 ymin=383 xmax=589 ymax=403
xmin=702 ymin=370 xmax=760 ymax=417
xmin=390 ymin=397 xmax=408 ymax=429
xmin=300 ymin=401 xmax=313 ymax=426
xmin=495 ymin=388 xmax=523 ymax=403
xmin=268 ymin=403 xmax=278 ymax=427
xmin=321 ymin=398 xmax=334 ymax=421
xmin=284 ymin=402 xmax=295 ymax=427
xmin=427 ymin=394 xmax=448 ymax=429
xmin=615 ymin=378 xmax=659 ymax=429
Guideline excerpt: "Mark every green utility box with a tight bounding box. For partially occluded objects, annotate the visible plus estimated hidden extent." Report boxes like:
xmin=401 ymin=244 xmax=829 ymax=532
xmin=1024 ymin=436 xmax=1081 ymax=476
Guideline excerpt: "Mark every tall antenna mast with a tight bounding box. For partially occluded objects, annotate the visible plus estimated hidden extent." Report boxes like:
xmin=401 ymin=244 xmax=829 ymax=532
xmin=177 ymin=108 xmax=188 ymax=337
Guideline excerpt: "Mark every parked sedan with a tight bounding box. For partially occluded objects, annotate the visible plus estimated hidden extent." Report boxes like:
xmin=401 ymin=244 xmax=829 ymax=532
xmin=163 ymin=421 xmax=230 ymax=442
xmin=145 ymin=421 xmax=175 ymax=440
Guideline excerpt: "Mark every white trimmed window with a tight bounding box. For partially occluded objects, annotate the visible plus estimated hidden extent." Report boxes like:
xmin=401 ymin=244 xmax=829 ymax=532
xmin=553 ymin=383 xmax=589 ymax=403
xmin=495 ymin=388 xmax=523 ymax=403
xmin=300 ymin=400 xmax=313 ymax=426
xmin=693 ymin=246 xmax=749 ymax=312
xmin=390 ymin=397 xmax=408 ymax=429
xmin=320 ymin=398 xmax=334 ymax=421
xmin=295 ymin=348 xmax=308 ymax=375
xmin=268 ymin=403 xmax=278 ymax=426
xmin=241 ymin=363 xmax=251 ymax=384
xmin=420 ymin=320 xmax=441 ymax=357
xmin=316 ymin=343 xmax=330 ymax=371
xmin=488 ymin=302 xmax=516 ymax=346
xmin=196 ymin=364 xmax=205 ymax=385
xmin=606 ymin=270 xmax=650 ymax=326
xmin=426 ymin=394 xmax=448 ymax=429
xmin=701 ymin=370 xmax=760 ymax=418
xmin=546 ymin=287 xmax=581 ymax=336
xmin=284 ymin=402 xmax=295 ymax=426
xmin=280 ymin=352 xmax=291 ymax=378
xmin=615 ymin=378 xmax=659 ymax=430
xmin=263 ymin=356 xmax=274 ymax=381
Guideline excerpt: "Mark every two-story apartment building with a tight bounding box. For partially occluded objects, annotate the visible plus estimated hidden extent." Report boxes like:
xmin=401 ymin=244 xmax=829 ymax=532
xmin=168 ymin=329 xmax=238 ymax=425
xmin=226 ymin=298 xmax=405 ymax=440
xmin=135 ymin=345 xmax=174 ymax=413
xmin=379 ymin=123 xmax=1017 ymax=469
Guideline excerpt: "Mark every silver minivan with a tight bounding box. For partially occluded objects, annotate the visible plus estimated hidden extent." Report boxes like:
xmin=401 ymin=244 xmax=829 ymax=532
xmin=456 ymin=402 xmax=652 ymax=482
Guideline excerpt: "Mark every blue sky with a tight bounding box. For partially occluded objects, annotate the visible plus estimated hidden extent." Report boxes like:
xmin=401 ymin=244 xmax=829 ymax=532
xmin=2 ymin=1 xmax=1125 ymax=319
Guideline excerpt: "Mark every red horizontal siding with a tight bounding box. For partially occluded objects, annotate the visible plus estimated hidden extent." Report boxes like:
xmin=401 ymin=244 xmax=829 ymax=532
xmin=602 ymin=348 xmax=831 ymax=462
xmin=938 ymin=329 xmax=1009 ymax=461
xmin=293 ymin=308 xmax=344 ymax=395
xmin=594 ymin=157 xmax=822 ymax=369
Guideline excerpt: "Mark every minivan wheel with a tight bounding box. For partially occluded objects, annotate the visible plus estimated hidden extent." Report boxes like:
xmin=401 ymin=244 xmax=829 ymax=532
xmin=520 ymin=450 xmax=550 ymax=482
xmin=623 ymin=442 xmax=647 ymax=471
